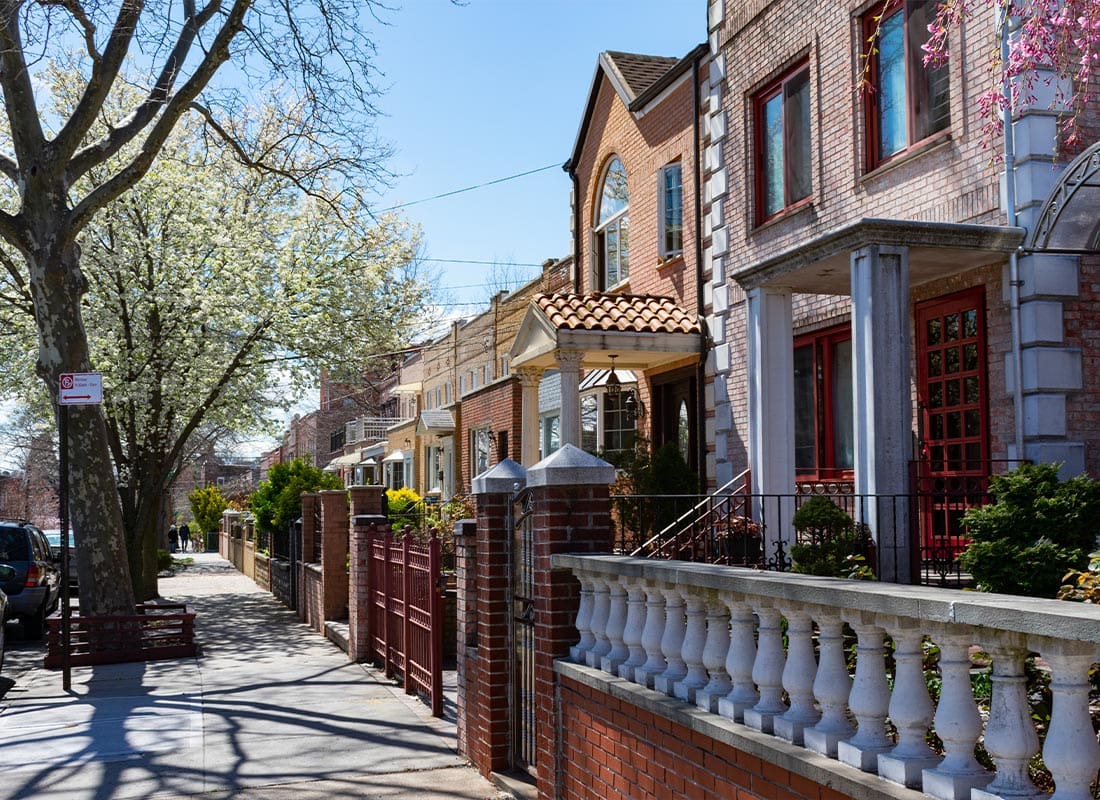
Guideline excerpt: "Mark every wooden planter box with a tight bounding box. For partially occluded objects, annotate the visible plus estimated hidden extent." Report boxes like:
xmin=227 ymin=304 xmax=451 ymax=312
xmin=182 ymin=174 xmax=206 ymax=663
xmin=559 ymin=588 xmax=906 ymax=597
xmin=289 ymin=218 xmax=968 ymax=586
xmin=45 ymin=602 xmax=197 ymax=668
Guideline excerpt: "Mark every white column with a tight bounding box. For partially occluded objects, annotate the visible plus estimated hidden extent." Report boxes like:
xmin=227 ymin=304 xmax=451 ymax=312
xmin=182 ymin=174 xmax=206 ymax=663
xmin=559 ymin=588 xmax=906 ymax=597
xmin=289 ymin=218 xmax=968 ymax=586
xmin=617 ymin=578 xmax=648 ymax=680
xmin=744 ymin=605 xmax=787 ymax=734
xmin=745 ymin=287 xmax=796 ymax=562
xmin=774 ymin=608 xmax=820 ymax=745
xmin=635 ymin=584 xmax=667 ymax=688
xmin=718 ymin=596 xmax=758 ymax=723
xmin=673 ymin=593 xmax=709 ymax=703
xmin=571 ymin=572 xmax=596 ymax=663
xmin=804 ymin=611 xmax=854 ymax=757
xmin=654 ymin=588 xmax=688 ymax=695
xmin=585 ymin=577 xmax=612 ymax=668
xmin=695 ymin=598 xmax=733 ymax=712
xmin=1035 ymin=638 xmax=1100 ymax=800
xmin=850 ymin=244 xmax=912 ymax=582
xmin=878 ymin=623 xmax=940 ymax=788
xmin=600 ymin=578 xmax=629 ymax=674
xmin=555 ymin=349 xmax=585 ymax=448
xmin=922 ymin=629 xmax=992 ymax=799
xmin=837 ymin=615 xmax=893 ymax=772
xmin=973 ymin=635 xmax=1040 ymax=800
xmin=516 ymin=368 xmax=542 ymax=466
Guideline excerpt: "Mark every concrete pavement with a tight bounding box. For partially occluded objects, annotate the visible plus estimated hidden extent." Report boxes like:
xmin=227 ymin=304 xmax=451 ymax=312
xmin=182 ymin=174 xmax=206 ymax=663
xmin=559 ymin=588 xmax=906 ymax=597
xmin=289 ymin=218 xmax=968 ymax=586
xmin=0 ymin=552 xmax=507 ymax=800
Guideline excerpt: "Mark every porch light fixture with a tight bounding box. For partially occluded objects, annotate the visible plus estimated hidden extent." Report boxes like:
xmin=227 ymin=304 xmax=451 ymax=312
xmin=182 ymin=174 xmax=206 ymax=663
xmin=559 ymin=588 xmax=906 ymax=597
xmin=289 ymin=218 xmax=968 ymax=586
xmin=404 ymin=437 xmax=411 ymax=448
xmin=606 ymin=355 xmax=622 ymax=398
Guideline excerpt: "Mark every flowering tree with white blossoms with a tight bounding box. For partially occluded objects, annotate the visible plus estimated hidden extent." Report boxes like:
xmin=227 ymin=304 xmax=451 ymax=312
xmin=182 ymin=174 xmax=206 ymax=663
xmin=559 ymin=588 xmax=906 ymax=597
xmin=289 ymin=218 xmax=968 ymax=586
xmin=0 ymin=1 xmax=408 ymax=614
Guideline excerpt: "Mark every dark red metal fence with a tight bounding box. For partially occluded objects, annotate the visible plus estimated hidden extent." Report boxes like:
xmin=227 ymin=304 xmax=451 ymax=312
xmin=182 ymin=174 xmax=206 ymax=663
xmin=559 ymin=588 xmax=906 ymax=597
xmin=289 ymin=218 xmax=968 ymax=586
xmin=366 ymin=528 xmax=444 ymax=716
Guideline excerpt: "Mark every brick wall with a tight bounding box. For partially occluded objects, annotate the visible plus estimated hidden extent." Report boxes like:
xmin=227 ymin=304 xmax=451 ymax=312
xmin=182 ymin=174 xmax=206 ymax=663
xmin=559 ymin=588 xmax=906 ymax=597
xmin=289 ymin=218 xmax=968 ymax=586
xmin=1062 ymin=255 xmax=1100 ymax=476
xmin=457 ymin=378 xmax=521 ymax=491
xmin=556 ymin=675 xmax=850 ymax=800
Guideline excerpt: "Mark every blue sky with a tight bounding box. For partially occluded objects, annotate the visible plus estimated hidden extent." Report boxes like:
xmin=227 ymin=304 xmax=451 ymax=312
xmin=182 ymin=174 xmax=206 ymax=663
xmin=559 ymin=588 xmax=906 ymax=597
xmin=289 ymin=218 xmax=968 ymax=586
xmin=366 ymin=0 xmax=705 ymax=314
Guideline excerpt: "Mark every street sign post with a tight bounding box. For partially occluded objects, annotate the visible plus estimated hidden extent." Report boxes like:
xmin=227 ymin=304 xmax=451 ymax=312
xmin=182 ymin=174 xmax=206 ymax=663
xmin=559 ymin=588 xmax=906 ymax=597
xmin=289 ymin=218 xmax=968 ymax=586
xmin=57 ymin=372 xmax=103 ymax=691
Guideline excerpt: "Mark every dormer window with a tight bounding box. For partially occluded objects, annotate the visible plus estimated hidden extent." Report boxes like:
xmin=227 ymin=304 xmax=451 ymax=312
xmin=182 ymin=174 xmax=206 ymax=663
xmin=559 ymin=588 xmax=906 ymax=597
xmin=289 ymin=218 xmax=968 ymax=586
xmin=595 ymin=156 xmax=629 ymax=289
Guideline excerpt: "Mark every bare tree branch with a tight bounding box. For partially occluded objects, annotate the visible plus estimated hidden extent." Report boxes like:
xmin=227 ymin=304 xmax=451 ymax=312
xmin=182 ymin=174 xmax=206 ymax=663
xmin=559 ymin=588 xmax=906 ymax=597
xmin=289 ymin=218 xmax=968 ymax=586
xmin=71 ymin=0 xmax=250 ymax=233
xmin=63 ymin=0 xmax=225 ymax=178
xmin=0 ymin=2 xmax=47 ymax=167
xmin=39 ymin=0 xmax=102 ymax=64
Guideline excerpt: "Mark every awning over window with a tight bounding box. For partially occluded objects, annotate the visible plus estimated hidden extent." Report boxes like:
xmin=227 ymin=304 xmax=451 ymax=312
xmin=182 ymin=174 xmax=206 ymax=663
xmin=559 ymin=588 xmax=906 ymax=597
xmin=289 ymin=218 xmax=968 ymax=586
xmin=578 ymin=368 xmax=637 ymax=392
xmin=327 ymin=451 xmax=361 ymax=467
xmin=417 ymin=409 xmax=455 ymax=435
xmin=382 ymin=449 xmax=410 ymax=463
xmin=1028 ymin=139 xmax=1100 ymax=254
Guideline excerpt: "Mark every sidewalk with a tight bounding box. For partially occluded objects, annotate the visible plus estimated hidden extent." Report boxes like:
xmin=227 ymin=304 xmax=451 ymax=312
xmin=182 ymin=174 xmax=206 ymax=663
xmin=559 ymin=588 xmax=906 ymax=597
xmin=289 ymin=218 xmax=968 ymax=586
xmin=0 ymin=552 xmax=506 ymax=800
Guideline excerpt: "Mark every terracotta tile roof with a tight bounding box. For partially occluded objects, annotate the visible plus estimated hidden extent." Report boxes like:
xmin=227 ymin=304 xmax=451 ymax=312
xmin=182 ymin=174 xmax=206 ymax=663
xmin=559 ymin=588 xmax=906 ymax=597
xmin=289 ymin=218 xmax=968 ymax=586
xmin=535 ymin=293 xmax=700 ymax=335
xmin=603 ymin=51 xmax=679 ymax=104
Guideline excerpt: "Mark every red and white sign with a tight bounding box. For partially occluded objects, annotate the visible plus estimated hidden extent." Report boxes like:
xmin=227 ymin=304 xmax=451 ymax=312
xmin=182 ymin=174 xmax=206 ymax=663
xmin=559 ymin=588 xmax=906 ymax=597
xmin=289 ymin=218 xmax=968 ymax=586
xmin=59 ymin=373 xmax=103 ymax=405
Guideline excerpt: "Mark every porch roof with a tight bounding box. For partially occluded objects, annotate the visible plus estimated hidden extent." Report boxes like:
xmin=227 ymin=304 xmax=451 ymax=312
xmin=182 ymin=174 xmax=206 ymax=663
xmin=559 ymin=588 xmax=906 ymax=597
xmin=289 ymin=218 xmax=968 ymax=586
xmin=734 ymin=218 xmax=1026 ymax=294
xmin=509 ymin=292 xmax=703 ymax=372
xmin=416 ymin=409 xmax=454 ymax=435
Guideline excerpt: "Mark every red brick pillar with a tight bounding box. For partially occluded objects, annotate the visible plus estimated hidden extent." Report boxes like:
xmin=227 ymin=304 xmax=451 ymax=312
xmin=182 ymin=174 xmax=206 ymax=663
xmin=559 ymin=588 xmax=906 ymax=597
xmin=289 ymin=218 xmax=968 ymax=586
xmin=319 ymin=489 xmax=349 ymax=623
xmin=349 ymin=512 xmax=389 ymax=662
xmin=349 ymin=485 xmax=387 ymax=517
xmin=527 ymin=445 xmax=615 ymax=800
xmin=298 ymin=493 xmax=318 ymax=620
xmin=464 ymin=458 xmax=527 ymax=778
xmin=453 ymin=517 xmax=477 ymax=762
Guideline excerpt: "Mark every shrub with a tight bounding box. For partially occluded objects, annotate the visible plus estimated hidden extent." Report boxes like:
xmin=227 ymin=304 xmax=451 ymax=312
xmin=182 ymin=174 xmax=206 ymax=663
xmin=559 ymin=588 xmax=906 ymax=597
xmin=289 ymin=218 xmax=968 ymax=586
xmin=790 ymin=497 xmax=874 ymax=578
xmin=157 ymin=549 xmax=173 ymax=572
xmin=250 ymin=458 xmax=343 ymax=535
xmin=387 ymin=486 xmax=424 ymax=530
xmin=958 ymin=464 xmax=1100 ymax=596
xmin=189 ymin=484 xmax=230 ymax=534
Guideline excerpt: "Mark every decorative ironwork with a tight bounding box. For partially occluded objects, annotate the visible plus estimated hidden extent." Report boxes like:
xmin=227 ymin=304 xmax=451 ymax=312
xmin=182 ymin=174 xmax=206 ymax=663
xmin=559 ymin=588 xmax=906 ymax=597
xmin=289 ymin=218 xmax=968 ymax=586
xmin=1027 ymin=139 xmax=1100 ymax=254
xmin=509 ymin=486 xmax=537 ymax=773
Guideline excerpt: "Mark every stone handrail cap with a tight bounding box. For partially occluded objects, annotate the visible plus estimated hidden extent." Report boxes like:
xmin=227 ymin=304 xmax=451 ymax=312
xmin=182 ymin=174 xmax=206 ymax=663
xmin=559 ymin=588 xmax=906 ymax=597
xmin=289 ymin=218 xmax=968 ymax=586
xmin=527 ymin=443 xmax=616 ymax=487
xmin=471 ymin=458 xmax=528 ymax=495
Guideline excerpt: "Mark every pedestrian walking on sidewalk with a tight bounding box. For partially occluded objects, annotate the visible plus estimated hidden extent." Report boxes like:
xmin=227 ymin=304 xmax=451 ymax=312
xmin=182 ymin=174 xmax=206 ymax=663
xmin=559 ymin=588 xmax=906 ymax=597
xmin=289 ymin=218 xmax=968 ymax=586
xmin=168 ymin=524 xmax=179 ymax=553
xmin=179 ymin=521 xmax=191 ymax=553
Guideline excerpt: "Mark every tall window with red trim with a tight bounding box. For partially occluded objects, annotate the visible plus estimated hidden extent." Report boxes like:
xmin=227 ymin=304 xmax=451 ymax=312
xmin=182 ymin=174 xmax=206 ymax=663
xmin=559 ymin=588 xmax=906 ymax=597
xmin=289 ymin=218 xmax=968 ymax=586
xmin=754 ymin=61 xmax=812 ymax=224
xmin=863 ymin=0 xmax=950 ymax=168
xmin=794 ymin=326 xmax=854 ymax=481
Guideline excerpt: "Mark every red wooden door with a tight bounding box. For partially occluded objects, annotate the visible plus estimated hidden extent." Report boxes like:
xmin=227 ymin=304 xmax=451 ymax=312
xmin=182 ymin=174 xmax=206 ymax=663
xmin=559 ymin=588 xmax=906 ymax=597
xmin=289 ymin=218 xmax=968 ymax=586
xmin=914 ymin=288 xmax=989 ymax=565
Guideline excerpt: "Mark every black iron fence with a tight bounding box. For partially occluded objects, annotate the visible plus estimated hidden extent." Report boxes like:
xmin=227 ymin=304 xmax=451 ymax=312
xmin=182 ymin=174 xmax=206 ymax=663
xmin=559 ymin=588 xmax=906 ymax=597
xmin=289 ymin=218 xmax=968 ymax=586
xmin=617 ymin=486 xmax=993 ymax=586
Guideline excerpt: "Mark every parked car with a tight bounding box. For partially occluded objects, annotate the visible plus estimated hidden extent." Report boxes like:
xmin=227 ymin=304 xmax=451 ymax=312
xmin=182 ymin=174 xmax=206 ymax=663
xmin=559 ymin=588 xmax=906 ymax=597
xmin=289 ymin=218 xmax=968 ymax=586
xmin=0 ymin=521 xmax=61 ymax=639
xmin=42 ymin=529 xmax=79 ymax=594
xmin=0 ymin=564 xmax=16 ymax=673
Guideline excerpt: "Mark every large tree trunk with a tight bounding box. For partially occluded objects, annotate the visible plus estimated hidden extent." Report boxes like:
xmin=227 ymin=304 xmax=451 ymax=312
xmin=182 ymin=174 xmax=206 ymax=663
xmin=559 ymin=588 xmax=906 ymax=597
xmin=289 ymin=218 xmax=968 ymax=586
xmin=30 ymin=236 xmax=135 ymax=616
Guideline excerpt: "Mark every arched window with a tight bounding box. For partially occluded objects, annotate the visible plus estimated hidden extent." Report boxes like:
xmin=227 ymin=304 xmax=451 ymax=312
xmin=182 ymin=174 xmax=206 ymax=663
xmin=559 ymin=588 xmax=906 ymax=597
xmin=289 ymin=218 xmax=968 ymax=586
xmin=595 ymin=157 xmax=629 ymax=288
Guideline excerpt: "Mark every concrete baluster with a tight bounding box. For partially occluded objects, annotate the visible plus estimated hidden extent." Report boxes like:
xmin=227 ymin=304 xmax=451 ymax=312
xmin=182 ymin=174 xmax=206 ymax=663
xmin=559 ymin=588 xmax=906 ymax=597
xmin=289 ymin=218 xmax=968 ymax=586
xmin=718 ymin=596 xmax=758 ymax=723
xmin=653 ymin=588 xmax=687 ymax=696
xmin=837 ymin=615 xmax=892 ymax=772
xmin=878 ymin=623 xmax=939 ymax=788
xmin=804 ymin=611 xmax=854 ymax=757
xmin=600 ymin=578 xmax=629 ymax=674
xmin=634 ymin=584 xmax=667 ymax=688
xmin=1036 ymin=638 xmax=1100 ymax=800
xmin=674 ymin=592 xmax=709 ymax=703
xmin=695 ymin=597 xmax=732 ymax=712
xmin=585 ymin=576 xmax=612 ymax=668
xmin=922 ymin=629 xmax=992 ymax=799
xmin=617 ymin=578 xmax=648 ymax=680
xmin=972 ymin=635 xmax=1040 ymax=800
xmin=744 ymin=605 xmax=786 ymax=734
xmin=774 ymin=608 xmax=820 ymax=745
xmin=571 ymin=571 xmax=595 ymax=663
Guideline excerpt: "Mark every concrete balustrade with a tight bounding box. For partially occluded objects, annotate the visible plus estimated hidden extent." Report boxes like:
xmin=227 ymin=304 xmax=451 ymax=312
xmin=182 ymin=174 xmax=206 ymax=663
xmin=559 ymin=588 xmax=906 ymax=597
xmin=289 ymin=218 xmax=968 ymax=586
xmin=555 ymin=554 xmax=1100 ymax=800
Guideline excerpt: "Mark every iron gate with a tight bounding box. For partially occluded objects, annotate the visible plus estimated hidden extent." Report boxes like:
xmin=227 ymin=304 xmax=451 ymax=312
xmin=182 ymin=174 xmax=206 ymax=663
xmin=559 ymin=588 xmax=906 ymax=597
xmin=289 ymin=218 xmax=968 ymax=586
xmin=509 ymin=486 xmax=536 ymax=772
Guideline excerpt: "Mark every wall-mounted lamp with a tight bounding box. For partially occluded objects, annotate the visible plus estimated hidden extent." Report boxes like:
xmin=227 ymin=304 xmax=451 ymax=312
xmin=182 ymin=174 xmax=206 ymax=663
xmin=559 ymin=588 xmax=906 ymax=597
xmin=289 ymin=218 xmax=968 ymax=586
xmin=607 ymin=354 xmax=644 ymax=422
xmin=403 ymin=437 xmax=411 ymax=449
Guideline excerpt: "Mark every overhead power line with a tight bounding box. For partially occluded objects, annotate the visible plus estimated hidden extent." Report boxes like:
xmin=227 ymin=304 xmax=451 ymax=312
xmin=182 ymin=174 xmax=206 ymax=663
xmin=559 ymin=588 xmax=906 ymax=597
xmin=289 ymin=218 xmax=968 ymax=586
xmin=422 ymin=258 xmax=545 ymax=268
xmin=378 ymin=163 xmax=560 ymax=212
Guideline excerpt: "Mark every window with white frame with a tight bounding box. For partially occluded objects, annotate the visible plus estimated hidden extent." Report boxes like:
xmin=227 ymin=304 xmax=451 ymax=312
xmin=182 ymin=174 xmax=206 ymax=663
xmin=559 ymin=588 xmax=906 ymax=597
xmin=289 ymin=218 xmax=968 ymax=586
xmin=470 ymin=428 xmax=491 ymax=478
xmin=501 ymin=355 xmax=510 ymax=377
xmin=540 ymin=413 xmax=560 ymax=460
xmin=659 ymin=161 xmax=683 ymax=258
xmin=595 ymin=156 xmax=629 ymax=289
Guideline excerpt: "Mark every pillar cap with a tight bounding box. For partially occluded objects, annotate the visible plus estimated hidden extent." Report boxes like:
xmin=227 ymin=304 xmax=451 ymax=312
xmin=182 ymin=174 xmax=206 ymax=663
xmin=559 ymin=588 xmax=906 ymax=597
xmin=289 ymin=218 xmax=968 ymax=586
xmin=471 ymin=458 xmax=527 ymax=495
xmin=527 ymin=444 xmax=616 ymax=488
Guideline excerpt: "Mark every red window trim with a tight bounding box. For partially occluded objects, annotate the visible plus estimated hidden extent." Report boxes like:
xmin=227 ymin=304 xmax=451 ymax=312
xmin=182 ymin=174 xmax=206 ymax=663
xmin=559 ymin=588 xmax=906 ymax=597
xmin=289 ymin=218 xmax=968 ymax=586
xmin=861 ymin=0 xmax=949 ymax=171
xmin=753 ymin=59 xmax=811 ymax=227
xmin=794 ymin=324 xmax=854 ymax=483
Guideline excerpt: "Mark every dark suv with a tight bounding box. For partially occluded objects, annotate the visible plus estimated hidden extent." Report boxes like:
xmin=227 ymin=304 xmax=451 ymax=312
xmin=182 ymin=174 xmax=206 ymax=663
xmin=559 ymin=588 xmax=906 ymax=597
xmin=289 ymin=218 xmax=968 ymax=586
xmin=0 ymin=521 xmax=61 ymax=639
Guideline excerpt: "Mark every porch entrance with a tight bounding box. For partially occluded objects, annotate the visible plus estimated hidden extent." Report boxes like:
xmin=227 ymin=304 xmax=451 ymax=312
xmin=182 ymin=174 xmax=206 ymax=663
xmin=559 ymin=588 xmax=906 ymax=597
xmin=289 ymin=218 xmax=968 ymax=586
xmin=914 ymin=287 xmax=990 ymax=577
